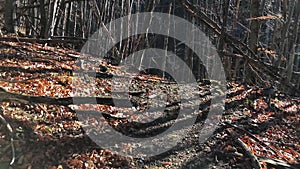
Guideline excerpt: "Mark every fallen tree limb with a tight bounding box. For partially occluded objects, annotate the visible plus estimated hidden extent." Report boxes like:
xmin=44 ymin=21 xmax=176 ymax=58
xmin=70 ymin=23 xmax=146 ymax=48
xmin=0 ymin=87 xmax=129 ymax=107
xmin=0 ymin=107 xmax=15 ymax=166
xmin=224 ymin=122 xmax=279 ymax=155
xmin=236 ymin=138 xmax=262 ymax=169
xmin=225 ymin=127 xmax=262 ymax=169
xmin=0 ymin=37 xmax=85 ymax=45
xmin=0 ymin=66 xmax=73 ymax=74
xmin=258 ymin=157 xmax=299 ymax=169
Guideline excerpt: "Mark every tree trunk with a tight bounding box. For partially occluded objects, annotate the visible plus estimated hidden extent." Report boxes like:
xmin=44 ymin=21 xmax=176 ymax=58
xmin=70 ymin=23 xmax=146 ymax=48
xmin=4 ymin=0 xmax=15 ymax=33
xmin=286 ymin=0 xmax=300 ymax=83
xmin=275 ymin=0 xmax=295 ymax=68
xmin=39 ymin=0 xmax=47 ymax=37
xmin=249 ymin=0 xmax=260 ymax=53
xmin=219 ymin=0 xmax=230 ymax=79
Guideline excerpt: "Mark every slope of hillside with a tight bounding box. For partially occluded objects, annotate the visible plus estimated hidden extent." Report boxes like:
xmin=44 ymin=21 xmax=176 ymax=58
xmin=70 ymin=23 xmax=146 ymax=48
xmin=0 ymin=40 xmax=299 ymax=169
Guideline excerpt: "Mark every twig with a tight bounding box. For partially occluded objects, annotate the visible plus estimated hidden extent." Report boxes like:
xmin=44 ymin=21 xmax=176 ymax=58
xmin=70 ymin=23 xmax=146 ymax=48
xmin=224 ymin=122 xmax=278 ymax=154
xmin=258 ymin=157 xmax=298 ymax=169
xmin=236 ymin=138 xmax=262 ymax=169
xmin=0 ymin=37 xmax=85 ymax=44
xmin=0 ymin=108 xmax=15 ymax=166
xmin=225 ymin=127 xmax=262 ymax=169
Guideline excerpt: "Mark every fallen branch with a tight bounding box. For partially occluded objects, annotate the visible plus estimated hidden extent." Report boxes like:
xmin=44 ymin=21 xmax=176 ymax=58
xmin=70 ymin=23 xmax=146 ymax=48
xmin=225 ymin=128 xmax=262 ymax=169
xmin=236 ymin=138 xmax=262 ymax=169
xmin=0 ymin=37 xmax=85 ymax=45
xmin=0 ymin=87 xmax=128 ymax=106
xmin=258 ymin=157 xmax=299 ymax=169
xmin=224 ymin=122 xmax=278 ymax=154
xmin=0 ymin=108 xmax=15 ymax=166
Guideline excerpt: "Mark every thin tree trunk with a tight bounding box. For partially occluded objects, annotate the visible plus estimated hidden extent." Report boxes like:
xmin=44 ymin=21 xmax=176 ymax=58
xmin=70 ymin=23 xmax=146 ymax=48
xmin=62 ymin=1 xmax=70 ymax=37
xmin=276 ymin=0 xmax=295 ymax=68
xmin=219 ymin=0 xmax=230 ymax=79
xmin=249 ymin=0 xmax=260 ymax=53
xmin=49 ymin=0 xmax=61 ymax=37
xmin=4 ymin=0 xmax=15 ymax=33
xmin=286 ymin=0 xmax=300 ymax=83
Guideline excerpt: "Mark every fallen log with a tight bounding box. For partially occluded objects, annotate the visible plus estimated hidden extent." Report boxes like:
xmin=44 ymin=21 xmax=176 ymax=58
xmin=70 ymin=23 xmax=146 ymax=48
xmin=0 ymin=37 xmax=85 ymax=45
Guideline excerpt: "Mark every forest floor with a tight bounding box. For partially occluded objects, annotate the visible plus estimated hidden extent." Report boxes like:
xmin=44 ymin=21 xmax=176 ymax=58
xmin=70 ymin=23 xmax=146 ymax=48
xmin=0 ymin=40 xmax=299 ymax=169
